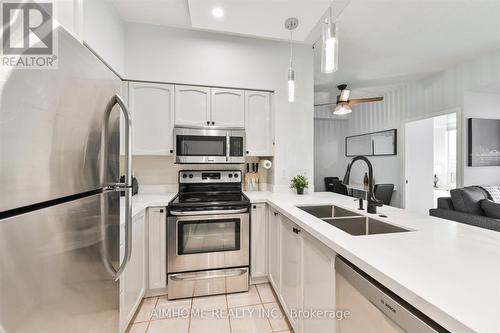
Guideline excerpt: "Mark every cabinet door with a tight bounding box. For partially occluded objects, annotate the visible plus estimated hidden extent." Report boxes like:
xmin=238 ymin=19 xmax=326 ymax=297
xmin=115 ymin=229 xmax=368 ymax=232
xmin=147 ymin=207 xmax=167 ymax=290
xmin=280 ymin=217 xmax=302 ymax=330
xmin=251 ymin=203 xmax=268 ymax=279
xmin=211 ymin=88 xmax=245 ymax=128
xmin=268 ymin=208 xmax=281 ymax=292
xmin=53 ymin=0 xmax=83 ymax=41
xmin=120 ymin=211 xmax=145 ymax=331
xmin=174 ymin=85 xmax=210 ymax=127
xmin=302 ymin=232 xmax=336 ymax=333
xmin=245 ymin=91 xmax=273 ymax=156
xmin=129 ymin=82 xmax=174 ymax=155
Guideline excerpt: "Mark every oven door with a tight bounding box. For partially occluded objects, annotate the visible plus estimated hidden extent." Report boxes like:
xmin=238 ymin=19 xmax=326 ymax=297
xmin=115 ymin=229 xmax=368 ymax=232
xmin=167 ymin=211 xmax=249 ymax=273
xmin=174 ymin=127 xmax=228 ymax=163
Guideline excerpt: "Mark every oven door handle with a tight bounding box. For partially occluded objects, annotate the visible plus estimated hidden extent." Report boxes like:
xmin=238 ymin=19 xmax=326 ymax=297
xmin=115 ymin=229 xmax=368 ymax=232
xmin=169 ymin=208 xmax=248 ymax=216
xmin=169 ymin=268 xmax=247 ymax=281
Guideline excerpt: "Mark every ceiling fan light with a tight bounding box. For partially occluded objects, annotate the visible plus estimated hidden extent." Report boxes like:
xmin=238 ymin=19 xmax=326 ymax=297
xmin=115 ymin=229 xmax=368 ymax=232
xmin=321 ymin=18 xmax=338 ymax=74
xmin=333 ymin=103 xmax=352 ymax=115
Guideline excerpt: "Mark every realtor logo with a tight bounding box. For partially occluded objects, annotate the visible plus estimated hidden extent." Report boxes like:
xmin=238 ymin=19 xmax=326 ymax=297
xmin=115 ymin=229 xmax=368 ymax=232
xmin=1 ymin=1 xmax=57 ymax=68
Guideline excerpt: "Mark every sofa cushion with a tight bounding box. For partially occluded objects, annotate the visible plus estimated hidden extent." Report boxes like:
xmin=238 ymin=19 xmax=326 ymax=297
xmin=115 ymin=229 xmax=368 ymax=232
xmin=437 ymin=197 xmax=454 ymax=210
xmin=450 ymin=186 xmax=488 ymax=215
xmin=481 ymin=199 xmax=500 ymax=219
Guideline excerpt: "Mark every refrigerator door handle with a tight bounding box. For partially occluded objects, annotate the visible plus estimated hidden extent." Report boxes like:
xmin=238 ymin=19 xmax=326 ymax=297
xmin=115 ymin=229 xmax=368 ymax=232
xmin=102 ymin=94 xmax=133 ymax=281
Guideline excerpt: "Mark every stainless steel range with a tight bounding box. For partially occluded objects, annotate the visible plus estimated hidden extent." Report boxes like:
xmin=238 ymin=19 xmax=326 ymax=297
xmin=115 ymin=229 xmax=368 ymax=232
xmin=167 ymin=170 xmax=250 ymax=299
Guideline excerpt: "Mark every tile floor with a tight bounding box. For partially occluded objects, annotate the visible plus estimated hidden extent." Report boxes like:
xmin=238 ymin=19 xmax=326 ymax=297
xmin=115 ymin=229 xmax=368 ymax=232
xmin=127 ymin=283 xmax=293 ymax=333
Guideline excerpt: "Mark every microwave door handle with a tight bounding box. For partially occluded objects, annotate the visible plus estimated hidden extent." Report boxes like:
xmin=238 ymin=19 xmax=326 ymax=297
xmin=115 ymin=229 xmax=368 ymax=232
xmin=226 ymin=132 xmax=230 ymax=162
xmin=102 ymin=94 xmax=133 ymax=281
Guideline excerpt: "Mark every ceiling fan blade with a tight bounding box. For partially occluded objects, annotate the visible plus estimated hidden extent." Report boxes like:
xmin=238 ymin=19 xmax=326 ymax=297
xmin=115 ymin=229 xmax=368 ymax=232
xmin=348 ymin=97 xmax=384 ymax=106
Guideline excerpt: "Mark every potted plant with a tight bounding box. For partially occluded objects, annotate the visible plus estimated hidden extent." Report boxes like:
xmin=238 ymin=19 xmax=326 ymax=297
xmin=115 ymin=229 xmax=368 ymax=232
xmin=290 ymin=175 xmax=309 ymax=195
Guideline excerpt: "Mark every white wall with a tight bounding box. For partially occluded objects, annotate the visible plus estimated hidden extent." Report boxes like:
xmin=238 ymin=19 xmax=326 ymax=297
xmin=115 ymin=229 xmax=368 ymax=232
xmin=82 ymin=0 xmax=125 ymax=75
xmin=314 ymin=48 xmax=500 ymax=207
xmin=124 ymin=23 xmax=314 ymax=191
xmin=463 ymin=91 xmax=500 ymax=185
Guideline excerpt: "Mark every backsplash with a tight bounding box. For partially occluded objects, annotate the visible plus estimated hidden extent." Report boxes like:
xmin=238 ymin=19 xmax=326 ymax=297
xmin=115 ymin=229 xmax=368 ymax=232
xmin=120 ymin=156 xmax=272 ymax=191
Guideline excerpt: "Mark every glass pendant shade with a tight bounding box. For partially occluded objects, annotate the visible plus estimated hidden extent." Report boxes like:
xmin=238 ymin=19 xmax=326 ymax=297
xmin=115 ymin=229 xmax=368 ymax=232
xmin=321 ymin=18 xmax=338 ymax=74
xmin=333 ymin=102 xmax=352 ymax=115
xmin=288 ymin=67 xmax=295 ymax=103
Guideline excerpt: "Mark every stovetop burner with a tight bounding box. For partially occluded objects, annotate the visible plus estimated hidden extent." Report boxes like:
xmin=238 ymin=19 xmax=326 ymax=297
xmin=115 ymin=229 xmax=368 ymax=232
xmin=168 ymin=170 xmax=250 ymax=211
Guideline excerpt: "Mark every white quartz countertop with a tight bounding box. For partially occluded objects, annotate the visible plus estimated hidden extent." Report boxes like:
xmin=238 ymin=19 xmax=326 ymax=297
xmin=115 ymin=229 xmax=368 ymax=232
xmin=122 ymin=193 xmax=176 ymax=219
xmin=244 ymin=191 xmax=500 ymax=333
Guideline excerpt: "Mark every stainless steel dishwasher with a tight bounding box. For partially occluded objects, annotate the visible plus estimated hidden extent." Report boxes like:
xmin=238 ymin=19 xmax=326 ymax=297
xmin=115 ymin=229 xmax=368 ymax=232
xmin=335 ymin=256 xmax=448 ymax=333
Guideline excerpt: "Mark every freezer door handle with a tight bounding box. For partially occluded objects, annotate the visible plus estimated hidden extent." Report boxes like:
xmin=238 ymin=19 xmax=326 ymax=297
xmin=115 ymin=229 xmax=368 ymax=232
xmin=102 ymin=94 xmax=133 ymax=281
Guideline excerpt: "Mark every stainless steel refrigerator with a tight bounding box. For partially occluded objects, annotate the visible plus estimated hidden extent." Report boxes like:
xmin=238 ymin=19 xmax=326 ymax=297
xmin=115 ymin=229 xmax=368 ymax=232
xmin=0 ymin=27 xmax=132 ymax=333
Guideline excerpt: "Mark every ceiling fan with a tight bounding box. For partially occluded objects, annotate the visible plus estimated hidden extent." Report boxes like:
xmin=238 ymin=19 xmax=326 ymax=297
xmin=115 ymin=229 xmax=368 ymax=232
xmin=315 ymin=84 xmax=384 ymax=115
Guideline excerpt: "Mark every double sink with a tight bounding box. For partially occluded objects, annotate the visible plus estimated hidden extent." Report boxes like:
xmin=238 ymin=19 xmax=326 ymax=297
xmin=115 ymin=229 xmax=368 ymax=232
xmin=297 ymin=205 xmax=411 ymax=236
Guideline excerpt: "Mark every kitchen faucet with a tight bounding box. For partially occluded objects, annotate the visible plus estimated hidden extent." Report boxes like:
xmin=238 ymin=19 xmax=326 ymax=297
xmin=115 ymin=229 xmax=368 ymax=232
xmin=342 ymin=156 xmax=383 ymax=214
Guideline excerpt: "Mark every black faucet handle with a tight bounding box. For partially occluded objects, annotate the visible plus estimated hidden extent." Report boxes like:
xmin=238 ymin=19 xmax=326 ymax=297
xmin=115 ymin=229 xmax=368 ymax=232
xmin=354 ymin=197 xmax=364 ymax=210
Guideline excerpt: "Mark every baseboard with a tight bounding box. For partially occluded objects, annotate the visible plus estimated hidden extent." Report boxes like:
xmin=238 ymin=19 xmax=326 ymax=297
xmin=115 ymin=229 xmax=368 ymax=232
xmin=144 ymin=288 xmax=168 ymax=298
xmin=250 ymin=275 xmax=269 ymax=285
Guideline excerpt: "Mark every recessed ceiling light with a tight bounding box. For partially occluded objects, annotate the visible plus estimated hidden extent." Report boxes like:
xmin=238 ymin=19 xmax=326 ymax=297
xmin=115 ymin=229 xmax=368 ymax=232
xmin=212 ymin=7 xmax=224 ymax=18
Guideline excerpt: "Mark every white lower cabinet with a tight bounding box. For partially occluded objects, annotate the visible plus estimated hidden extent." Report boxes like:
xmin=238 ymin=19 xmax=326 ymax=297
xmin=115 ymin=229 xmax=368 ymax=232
xmin=120 ymin=210 xmax=146 ymax=332
xmin=268 ymin=207 xmax=281 ymax=292
xmin=280 ymin=217 xmax=302 ymax=330
xmin=302 ymin=231 xmax=336 ymax=333
xmin=146 ymin=207 xmax=167 ymax=291
xmin=268 ymin=211 xmax=337 ymax=333
xmin=251 ymin=203 xmax=268 ymax=281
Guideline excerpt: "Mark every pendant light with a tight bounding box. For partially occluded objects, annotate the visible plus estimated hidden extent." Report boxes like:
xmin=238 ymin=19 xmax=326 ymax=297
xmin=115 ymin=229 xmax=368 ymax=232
xmin=285 ymin=17 xmax=298 ymax=103
xmin=321 ymin=7 xmax=338 ymax=73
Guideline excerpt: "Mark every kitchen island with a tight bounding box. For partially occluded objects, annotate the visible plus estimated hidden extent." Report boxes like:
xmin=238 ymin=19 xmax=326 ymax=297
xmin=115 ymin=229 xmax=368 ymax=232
xmin=129 ymin=190 xmax=500 ymax=333
xmin=245 ymin=191 xmax=500 ymax=333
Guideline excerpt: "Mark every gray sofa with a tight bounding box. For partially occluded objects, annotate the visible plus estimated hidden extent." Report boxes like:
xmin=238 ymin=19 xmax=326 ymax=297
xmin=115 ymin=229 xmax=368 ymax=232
xmin=429 ymin=186 xmax=500 ymax=232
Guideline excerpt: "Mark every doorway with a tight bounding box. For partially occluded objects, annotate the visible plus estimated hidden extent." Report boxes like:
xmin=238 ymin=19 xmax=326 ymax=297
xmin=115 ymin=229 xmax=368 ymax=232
xmin=404 ymin=112 xmax=458 ymax=215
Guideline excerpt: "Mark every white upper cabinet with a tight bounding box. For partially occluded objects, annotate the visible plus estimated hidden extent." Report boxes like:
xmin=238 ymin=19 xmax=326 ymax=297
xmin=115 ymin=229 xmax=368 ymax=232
xmin=174 ymin=85 xmax=210 ymax=127
xmin=245 ymin=91 xmax=273 ymax=156
xmin=129 ymin=82 xmax=174 ymax=155
xmin=211 ymin=88 xmax=245 ymax=128
xmin=53 ymin=0 xmax=83 ymax=41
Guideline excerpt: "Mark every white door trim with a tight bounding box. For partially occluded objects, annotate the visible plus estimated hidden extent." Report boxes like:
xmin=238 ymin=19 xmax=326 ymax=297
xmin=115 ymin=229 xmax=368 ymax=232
xmin=400 ymin=107 xmax=463 ymax=209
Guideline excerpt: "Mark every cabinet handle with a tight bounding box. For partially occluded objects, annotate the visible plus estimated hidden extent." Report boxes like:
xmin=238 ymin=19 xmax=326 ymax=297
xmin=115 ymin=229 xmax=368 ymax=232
xmin=212 ymin=121 xmax=215 ymax=125
xmin=160 ymin=209 xmax=164 ymax=213
xmin=207 ymin=121 xmax=210 ymax=125
xmin=170 ymin=150 xmax=173 ymax=154
xmin=274 ymin=212 xmax=279 ymax=216
xmin=253 ymin=205 xmax=257 ymax=209
xmin=246 ymin=151 xmax=249 ymax=154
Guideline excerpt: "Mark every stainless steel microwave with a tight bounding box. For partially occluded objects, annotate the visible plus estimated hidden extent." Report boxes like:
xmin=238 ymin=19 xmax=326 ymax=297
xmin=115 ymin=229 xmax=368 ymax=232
xmin=174 ymin=127 xmax=246 ymax=164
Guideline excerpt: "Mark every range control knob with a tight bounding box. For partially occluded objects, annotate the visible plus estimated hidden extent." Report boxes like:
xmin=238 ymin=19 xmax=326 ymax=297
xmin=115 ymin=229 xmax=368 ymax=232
xmin=228 ymin=174 xmax=233 ymax=178
xmin=182 ymin=174 xmax=187 ymax=179
xmin=234 ymin=173 xmax=239 ymax=178
xmin=189 ymin=174 xmax=194 ymax=179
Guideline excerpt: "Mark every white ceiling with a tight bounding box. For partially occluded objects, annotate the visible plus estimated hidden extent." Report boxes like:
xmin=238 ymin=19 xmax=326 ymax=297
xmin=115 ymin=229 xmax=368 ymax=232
xmin=314 ymin=0 xmax=500 ymax=103
xmin=111 ymin=0 xmax=500 ymax=103
xmin=111 ymin=0 xmax=332 ymax=41
xmin=112 ymin=0 xmax=192 ymax=28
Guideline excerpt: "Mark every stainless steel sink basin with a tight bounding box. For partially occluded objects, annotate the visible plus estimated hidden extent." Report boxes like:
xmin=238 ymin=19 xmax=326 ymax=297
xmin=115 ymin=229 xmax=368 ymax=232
xmin=297 ymin=205 xmax=361 ymax=218
xmin=321 ymin=217 xmax=411 ymax=236
xmin=297 ymin=205 xmax=411 ymax=236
